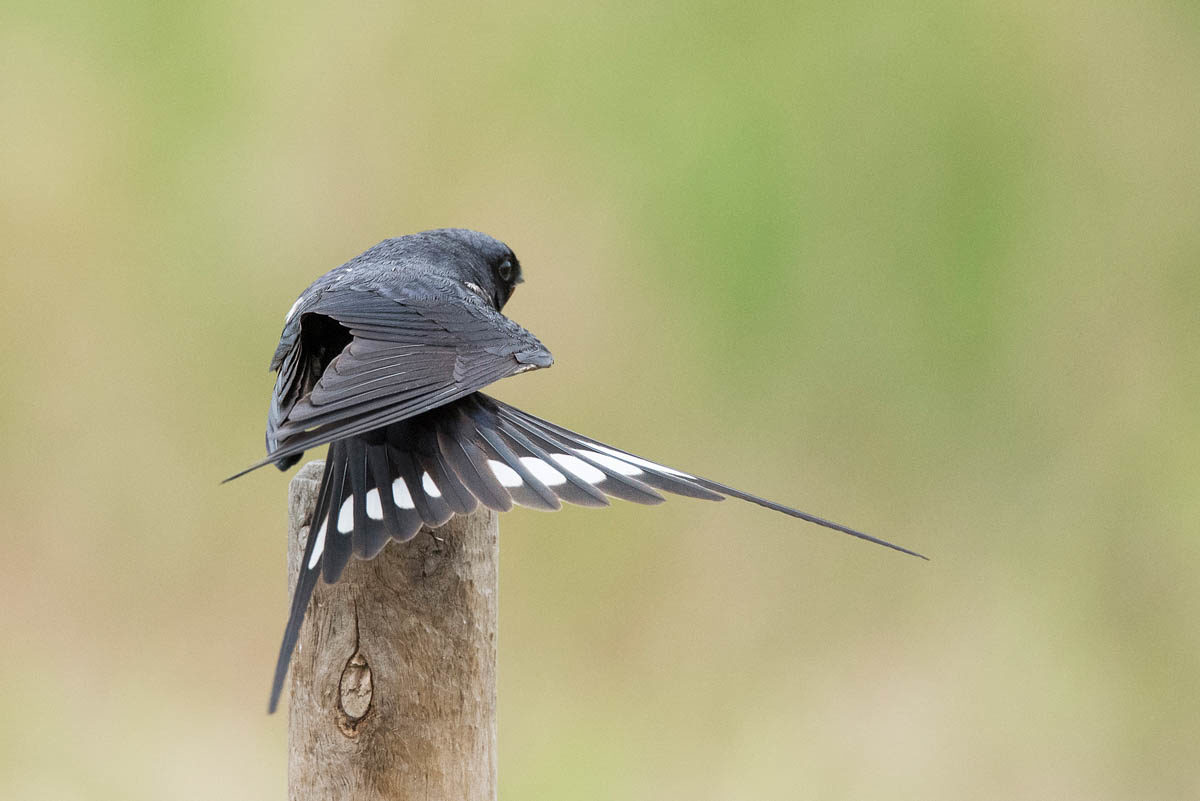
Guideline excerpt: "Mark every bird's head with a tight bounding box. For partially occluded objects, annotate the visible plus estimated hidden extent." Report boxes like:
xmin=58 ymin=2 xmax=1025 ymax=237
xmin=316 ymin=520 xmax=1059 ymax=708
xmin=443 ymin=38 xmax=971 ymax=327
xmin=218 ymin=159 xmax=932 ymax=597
xmin=428 ymin=228 xmax=524 ymax=310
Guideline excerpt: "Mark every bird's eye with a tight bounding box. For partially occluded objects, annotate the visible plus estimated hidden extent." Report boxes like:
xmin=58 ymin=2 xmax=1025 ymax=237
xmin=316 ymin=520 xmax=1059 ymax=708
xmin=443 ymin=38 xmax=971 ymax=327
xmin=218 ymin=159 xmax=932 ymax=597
xmin=498 ymin=259 xmax=514 ymax=282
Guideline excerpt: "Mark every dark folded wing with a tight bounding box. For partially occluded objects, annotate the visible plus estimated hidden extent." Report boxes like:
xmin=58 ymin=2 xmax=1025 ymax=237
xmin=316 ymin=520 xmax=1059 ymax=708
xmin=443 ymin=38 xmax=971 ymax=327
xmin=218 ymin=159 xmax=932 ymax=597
xmin=246 ymin=287 xmax=552 ymax=476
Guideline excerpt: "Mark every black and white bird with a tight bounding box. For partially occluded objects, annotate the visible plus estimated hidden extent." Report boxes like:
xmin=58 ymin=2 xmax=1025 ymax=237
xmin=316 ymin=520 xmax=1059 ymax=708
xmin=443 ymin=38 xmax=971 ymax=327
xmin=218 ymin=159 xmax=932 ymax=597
xmin=229 ymin=228 xmax=923 ymax=713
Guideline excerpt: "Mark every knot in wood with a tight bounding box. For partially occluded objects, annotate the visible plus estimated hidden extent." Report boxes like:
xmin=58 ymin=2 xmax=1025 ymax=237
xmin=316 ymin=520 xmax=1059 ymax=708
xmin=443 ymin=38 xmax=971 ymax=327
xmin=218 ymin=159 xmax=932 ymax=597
xmin=337 ymin=649 xmax=373 ymax=735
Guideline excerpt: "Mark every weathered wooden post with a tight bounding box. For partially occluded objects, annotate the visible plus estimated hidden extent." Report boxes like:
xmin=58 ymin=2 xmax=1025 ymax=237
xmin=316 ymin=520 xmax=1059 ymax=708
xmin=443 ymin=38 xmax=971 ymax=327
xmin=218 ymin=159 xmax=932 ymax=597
xmin=284 ymin=461 xmax=499 ymax=800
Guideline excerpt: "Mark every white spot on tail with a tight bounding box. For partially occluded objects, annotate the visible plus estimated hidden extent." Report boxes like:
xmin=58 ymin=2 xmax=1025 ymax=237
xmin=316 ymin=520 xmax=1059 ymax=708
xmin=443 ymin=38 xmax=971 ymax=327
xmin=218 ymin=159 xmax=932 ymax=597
xmin=575 ymin=449 xmax=643 ymax=476
xmin=488 ymin=459 xmax=523 ymax=487
xmin=365 ymin=489 xmax=383 ymax=520
xmin=337 ymin=497 xmax=354 ymax=533
xmin=391 ymin=478 xmax=415 ymax=509
xmin=519 ymin=457 xmax=566 ymax=486
xmin=550 ymin=453 xmax=606 ymax=484
xmin=307 ymin=521 xmax=328 ymax=569
xmin=584 ymin=445 xmax=691 ymax=477
xmin=422 ymin=473 xmax=442 ymax=498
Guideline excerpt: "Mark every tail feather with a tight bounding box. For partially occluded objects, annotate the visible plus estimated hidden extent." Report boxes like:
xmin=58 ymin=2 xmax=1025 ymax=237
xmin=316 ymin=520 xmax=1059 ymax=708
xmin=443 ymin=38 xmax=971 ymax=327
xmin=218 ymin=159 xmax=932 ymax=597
xmin=493 ymin=410 xmax=668 ymax=505
xmin=417 ymin=437 xmax=478 ymax=516
xmin=319 ymin=444 xmax=355 ymax=584
xmin=474 ymin=425 xmax=562 ymax=510
xmin=265 ymin=391 xmax=925 ymax=712
xmin=268 ymin=456 xmax=336 ymax=714
xmin=395 ymin=443 xmax=453 ymax=527
xmin=365 ymin=444 xmax=420 ymax=553
xmin=437 ymin=412 xmax=513 ymax=512
xmin=495 ymin=418 xmax=611 ymax=507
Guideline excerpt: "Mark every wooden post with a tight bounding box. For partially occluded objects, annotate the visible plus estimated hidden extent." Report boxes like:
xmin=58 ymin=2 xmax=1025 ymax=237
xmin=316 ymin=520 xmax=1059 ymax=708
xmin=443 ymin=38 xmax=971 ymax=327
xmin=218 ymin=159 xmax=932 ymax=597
xmin=285 ymin=461 xmax=499 ymax=800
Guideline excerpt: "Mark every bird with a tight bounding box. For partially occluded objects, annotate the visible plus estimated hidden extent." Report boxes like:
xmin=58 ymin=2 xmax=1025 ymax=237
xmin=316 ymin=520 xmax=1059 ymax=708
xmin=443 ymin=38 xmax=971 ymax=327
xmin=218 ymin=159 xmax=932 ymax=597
xmin=228 ymin=228 xmax=924 ymax=713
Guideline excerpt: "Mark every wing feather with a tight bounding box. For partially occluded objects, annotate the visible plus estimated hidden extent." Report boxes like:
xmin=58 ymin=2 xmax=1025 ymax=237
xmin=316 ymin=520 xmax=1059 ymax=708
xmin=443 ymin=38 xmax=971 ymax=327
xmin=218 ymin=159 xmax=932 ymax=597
xmin=236 ymin=286 xmax=552 ymax=478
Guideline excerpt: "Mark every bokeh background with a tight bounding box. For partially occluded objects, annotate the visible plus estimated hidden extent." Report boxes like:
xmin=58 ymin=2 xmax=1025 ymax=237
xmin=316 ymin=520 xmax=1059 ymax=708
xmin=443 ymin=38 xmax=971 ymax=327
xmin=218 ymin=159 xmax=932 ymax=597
xmin=3 ymin=1 xmax=1199 ymax=798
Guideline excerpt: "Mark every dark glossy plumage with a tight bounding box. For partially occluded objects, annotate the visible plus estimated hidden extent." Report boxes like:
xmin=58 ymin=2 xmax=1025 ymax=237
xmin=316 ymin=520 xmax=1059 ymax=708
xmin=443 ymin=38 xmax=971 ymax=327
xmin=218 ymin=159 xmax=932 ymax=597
xmin=230 ymin=228 xmax=924 ymax=713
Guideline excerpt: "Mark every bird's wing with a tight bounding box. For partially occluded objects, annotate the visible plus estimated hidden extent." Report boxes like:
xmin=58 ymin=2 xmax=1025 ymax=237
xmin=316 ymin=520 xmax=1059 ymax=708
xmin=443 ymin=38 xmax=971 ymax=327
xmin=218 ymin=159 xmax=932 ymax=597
xmin=245 ymin=287 xmax=552 ymax=476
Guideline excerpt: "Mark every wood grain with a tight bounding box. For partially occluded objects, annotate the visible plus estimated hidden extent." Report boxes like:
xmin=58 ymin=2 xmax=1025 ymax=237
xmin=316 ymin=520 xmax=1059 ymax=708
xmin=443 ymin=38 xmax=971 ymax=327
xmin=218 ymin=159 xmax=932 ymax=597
xmin=285 ymin=461 xmax=498 ymax=800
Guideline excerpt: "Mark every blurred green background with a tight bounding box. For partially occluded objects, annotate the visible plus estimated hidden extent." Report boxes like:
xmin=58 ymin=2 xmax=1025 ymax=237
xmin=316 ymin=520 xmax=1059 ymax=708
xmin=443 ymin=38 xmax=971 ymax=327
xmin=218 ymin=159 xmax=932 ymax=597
xmin=3 ymin=1 xmax=1199 ymax=798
